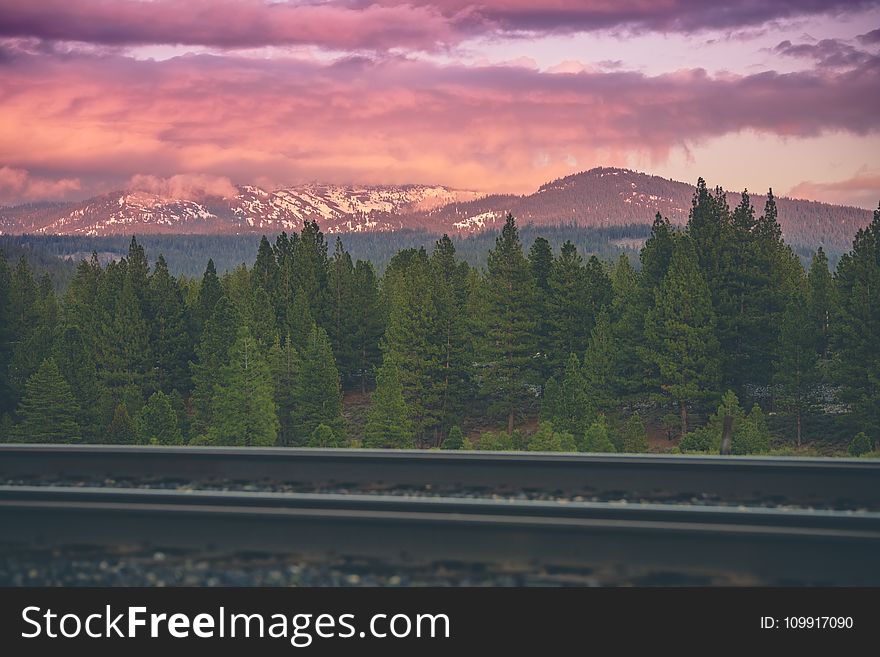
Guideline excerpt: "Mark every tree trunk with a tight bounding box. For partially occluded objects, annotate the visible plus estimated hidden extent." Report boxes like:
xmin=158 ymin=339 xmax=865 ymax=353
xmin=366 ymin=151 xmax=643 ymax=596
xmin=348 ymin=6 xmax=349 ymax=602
xmin=796 ymin=410 xmax=802 ymax=448
xmin=720 ymin=415 xmax=733 ymax=455
xmin=508 ymin=410 xmax=515 ymax=436
xmin=680 ymin=403 xmax=688 ymax=436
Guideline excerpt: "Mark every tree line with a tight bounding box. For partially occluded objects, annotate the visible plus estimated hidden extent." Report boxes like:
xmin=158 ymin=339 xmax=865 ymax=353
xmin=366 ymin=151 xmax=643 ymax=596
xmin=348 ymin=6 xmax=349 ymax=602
xmin=0 ymin=179 xmax=877 ymax=455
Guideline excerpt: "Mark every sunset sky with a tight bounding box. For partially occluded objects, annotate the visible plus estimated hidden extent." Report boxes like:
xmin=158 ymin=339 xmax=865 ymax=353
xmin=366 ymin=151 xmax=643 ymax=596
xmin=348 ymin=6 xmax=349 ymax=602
xmin=1 ymin=0 xmax=878 ymax=208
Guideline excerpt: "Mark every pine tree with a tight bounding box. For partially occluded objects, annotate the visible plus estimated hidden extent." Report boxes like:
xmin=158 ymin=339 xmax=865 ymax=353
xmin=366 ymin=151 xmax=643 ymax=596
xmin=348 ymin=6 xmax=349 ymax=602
xmin=137 ymin=391 xmax=184 ymax=445
xmin=582 ymin=310 xmax=616 ymax=412
xmin=640 ymin=213 xmax=676 ymax=296
xmin=208 ymin=325 xmax=278 ymax=446
xmin=107 ymin=402 xmax=137 ymax=445
xmin=541 ymin=353 xmax=594 ymax=436
xmin=849 ymin=432 xmax=874 ymax=456
xmin=442 ymin=425 xmax=464 ymax=450
xmin=327 ymin=237 xmax=357 ymax=385
xmin=832 ymin=203 xmax=880 ymax=438
xmin=248 ymin=285 xmax=278 ymax=353
xmin=9 ymin=271 xmax=58 ymax=401
xmin=352 ymin=260 xmax=384 ymax=392
xmin=733 ymin=404 xmax=771 ymax=455
xmin=546 ymin=241 xmax=590 ymax=376
xmin=269 ymin=334 xmax=299 ymax=446
xmin=643 ymin=236 xmax=720 ymax=434
xmin=581 ymin=415 xmax=615 ymax=453
xmin=529 ymin=236 xmax=554 ymax=385
xmin=430 ymin=235 xmax=473 ymax=438
xmin=618 ymin=413 xmax=649 ymax=453
xmin=480 ymin=214 xmax=539 ymax=434
xmin=293 ymin=221 xmax=329 ymax=325
xmin=807 ymin=247 xmax=835 ymax=362
xmin=308 ymin=423 xmax=340 ymax=448
xmin=0 ymin=254 xmax=12 ymax=414
xmin=287 ymin=285 xmax=315 ymax=345
xmin=291 ymin=324 xmax=343 ymax=445
xmin=364 ymin=360 xmax=413 ymax=448
xmin=125 ymin=237 xmax=150 ymax=305
xmin=382 ymin=253 xmax=441 ymax=443
xmin=53 ymin=325 xmax=103 ymax=442
xmin=195 ymin=259 xmax=223 ymax=335
xmin=528 ymin=237 xmax=553 ymax=292
xmin=609 ymin=254 xmax=646 ymax=398
xmin=16 ymin=358 xmax=81 ymax=443
xmin=774 ymin=277 xmax=819 ymax=446
xmin=105 ymin=272 xmax=153 ymax=400
xmin=252 ymin=235 xmax=279 ymax=301
xmin=191 ymin=296 xmax=240 ymax=435
xmin=148 ymin=255 xmax=192 ymax=394
xmin=527 ymin=421 xmax=577 ymax=452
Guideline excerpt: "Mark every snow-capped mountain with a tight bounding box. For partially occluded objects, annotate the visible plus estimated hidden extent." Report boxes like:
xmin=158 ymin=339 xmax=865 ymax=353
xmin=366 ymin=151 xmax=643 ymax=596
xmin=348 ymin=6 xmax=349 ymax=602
xmin=0 ymin=168 xmax=872 ymax=253
xmin=0 ymin=184 xmax=479 ymax=237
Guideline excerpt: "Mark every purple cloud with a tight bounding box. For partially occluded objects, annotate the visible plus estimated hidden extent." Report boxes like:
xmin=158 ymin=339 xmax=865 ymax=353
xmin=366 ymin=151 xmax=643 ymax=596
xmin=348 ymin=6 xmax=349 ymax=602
xmin=0 ymin=1 xmax=876 ymax=51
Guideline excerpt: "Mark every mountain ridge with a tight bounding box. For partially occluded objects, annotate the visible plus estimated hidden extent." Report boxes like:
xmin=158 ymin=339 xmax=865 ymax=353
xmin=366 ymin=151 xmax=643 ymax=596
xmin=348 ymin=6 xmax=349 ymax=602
xmin=0 ymin=168 xmax=873 ymax=253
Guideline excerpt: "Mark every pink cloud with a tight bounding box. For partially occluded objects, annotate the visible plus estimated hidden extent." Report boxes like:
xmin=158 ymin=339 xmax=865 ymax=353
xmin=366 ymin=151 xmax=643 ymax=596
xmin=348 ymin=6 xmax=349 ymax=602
xmin=0 ymin=49 xmax=877 ymax=203
xmin=127 ymin=173 xmax=238 ymax=200
xmin=0 ymin=1 xmax=875 ymax=51
xmin=789 ymin=170 xmax=880 ymax=208
xmin=0 ymin=166 xmax=80 ymax=204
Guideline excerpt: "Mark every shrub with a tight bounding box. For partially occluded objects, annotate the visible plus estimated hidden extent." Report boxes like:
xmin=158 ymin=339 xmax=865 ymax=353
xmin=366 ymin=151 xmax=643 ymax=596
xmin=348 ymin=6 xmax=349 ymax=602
xmin=308 ymin=423 xmax=339 ymax=448
xmin=527 ymin=421 xmax=577 ymax=452
xmin=478 ymin=431 xmax=514 ymax=451
xmin=848 ymin=432 xmax=875 ymax=457
xmin=581 ymin=415 xmax=616 ymax=453
xmin=442 ymin=426 xmax=464 ymax=450
xmin=619 ymin=413 xmax=649 ymax=453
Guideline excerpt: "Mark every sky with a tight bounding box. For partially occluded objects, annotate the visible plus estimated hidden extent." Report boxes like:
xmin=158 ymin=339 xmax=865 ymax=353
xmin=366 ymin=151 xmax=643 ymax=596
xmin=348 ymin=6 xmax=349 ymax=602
xmin=0 ymin=0 xmax=878 ymax=208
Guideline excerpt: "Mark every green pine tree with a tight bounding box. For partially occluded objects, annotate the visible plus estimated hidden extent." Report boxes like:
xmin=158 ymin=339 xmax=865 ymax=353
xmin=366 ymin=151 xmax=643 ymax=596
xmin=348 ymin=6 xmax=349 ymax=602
xmin=618 ymin=413 xmax=649 ymax=453
xmin=832 ymin=204 xmax=880 ymax=438
xmin=207 ymin=325 xmax=278 ymax=446
xmin=291 ymin=324 xmax=343 ymax=445
xmin=527 ymin=421 xmax=577 ymax=452
xmin=541 ymin=353 xmax=595 ymax=436
xmin=774 ymin=277 xmax=819 ymax=446
xmin=480 ymin=214 xmax=539 ymax=434
xmin=269 ymin=334 xmax=299 ymax=446
xmin=107 ymin=402 xmax=137 ymax=445
xmin=382 ymin=252 xmax=441 ymax=444
xmin=308 ymin=423 xmax=340 ymax=448
xmin=442 ymin=425 xmax=465 ymax=450
xmin=327 ymin=237 xmax=358 ymax=386
xmin=581 ymin=415 xmax=616 ymax=453
xmin=16 ymin=358 xmax=81 ymax=443
xmin=195 ymin=259 xmax=223 ymax=335
xmin=191 ymin=296 xmax=240 ymax=435
xmin=53 ymin=325 xmax=103 ymax=442
xmin=430 ymin=235 xmax=473 ymax=438
xmin=364 ymin=360 xmax=414 ymax=448
xmin=807 ymin=247 xmax=834 ymax=362
xmin=352 ymin=260 xmax=384 ymax=392
xmin=642 ymin=236 xmax=720 ymax=435
xmin=148 ymin=255 xmax=192 ymax=394
xmin=137 ymin=391 xmax=184 ymax=445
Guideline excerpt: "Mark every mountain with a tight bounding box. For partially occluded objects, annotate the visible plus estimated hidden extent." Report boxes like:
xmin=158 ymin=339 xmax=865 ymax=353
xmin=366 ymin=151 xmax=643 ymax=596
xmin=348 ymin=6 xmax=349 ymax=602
xmin=0 ymin=184 xmax=480 ymax=237
xmin=0 ymin=168 xmax=872 ymax=252
xmin=404 ymin=168 xmax=873 ymax=252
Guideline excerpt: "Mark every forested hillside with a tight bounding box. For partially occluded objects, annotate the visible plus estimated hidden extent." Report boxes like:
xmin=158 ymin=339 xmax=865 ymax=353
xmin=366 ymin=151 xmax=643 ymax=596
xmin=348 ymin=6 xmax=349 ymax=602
xmin=1 ymin=224 xmax=650 ymax=281
xmin=1 ymin=180 xmax=878 ymax=456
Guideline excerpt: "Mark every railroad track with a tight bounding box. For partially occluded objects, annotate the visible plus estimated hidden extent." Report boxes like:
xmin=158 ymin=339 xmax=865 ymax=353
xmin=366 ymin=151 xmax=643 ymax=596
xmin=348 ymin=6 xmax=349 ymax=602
xmin=2 ymin=446 xmax=879 ymax=585
xmin=2 ymin=444 xmax=879 ymax=507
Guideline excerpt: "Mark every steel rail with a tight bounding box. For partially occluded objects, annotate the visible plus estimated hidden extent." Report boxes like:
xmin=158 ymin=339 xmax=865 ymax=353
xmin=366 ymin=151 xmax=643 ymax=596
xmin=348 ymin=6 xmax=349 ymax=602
xmin=1 ymin=485 xmax=879 ymax=585
xmin=1 ymin=444 xmax=878 ymax=507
